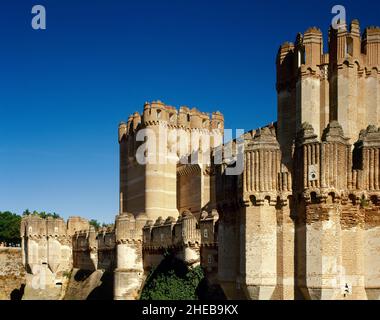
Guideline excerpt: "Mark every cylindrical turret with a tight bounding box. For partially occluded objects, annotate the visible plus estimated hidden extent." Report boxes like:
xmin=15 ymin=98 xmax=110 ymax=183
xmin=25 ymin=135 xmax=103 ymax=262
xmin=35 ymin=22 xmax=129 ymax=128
xmin=189 ymin=109 xmax=202 ymax=129
xmin=143 ymin=100 xmax=167 ymax=124
xmin=115 ymin=213 xmax=134 ymax=243
xmin=114 ymin=212 xmax=144 ymax=300
xmin=303 ymin=27 xmax=323 ymax=66
xmin=118 ymin=122 xmax=128 ymax=142
xmin=180 ymin=211 xmax=201 ymax=267
xmin=211 ymin=111 xmax=224 ymax=130
xmin=67 ymin=216 xmax=89 ymax=237
xmin=362 ymin=26 xmax=380 ymax=66
xmin=132 ymin=112 xmax=141 ymax=130
xmin=178 ymin=106 xmax=191 ymax=128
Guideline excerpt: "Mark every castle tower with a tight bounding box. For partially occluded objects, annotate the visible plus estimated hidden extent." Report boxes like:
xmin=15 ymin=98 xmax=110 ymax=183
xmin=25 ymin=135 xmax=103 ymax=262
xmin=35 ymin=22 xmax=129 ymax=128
xmin=277 ymin=20 xmax=380 ymax=165
xmin=117 ymin=101 xmax=223 ymax=300
xmin=354 ymin=126 xmax=380 ymax=299
xmin=180 ymin=211 xmax=201 ymax=266
xmin=114 ymin=213 xmax=146 ymax=300
xmin=276 ymin=41 xmax=297 ymax=166
xmin=119 ymin=101 xmax=224 ymax=221
xmin=239 ymin=127 xmax=281 ymax=300
xmin=20 ymin=215 xmax=75 ymax=300
xmin=141 ymin=101 xmax=179 ymax=220
xmin=297 ymin=27 xmax=324 ymax=140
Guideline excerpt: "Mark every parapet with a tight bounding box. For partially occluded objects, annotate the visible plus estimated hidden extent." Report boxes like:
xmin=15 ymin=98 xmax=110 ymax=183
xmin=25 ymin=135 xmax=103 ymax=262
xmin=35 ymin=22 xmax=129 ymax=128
xmin=46 ymin=217 xmax=66 ymax=237
xmin=21 ymin=215 xmax=47 ymax=238
xmin=277 ymin=19 xmax=380 ymax=85
xmin=278 ymin=42 xmax=295 ymax=63
xmin=351 ymin=19 xmax=361 ymax=36
xmin=115 ymin=212 xmax=147 ymax=243
xmin=21 ymin=215 xmax=68 ymax=238
xmin=303 ymin=27 xmax=323 ymax=66
xmin=363 ymin=26 xmax=380 ymax=40
xmin=119 ymin=101 xmax=224 ymax=136
xmin=67 ymin=216 xmax=90 ymax=236
xmin=362 ymin=26 xmax=380 ymax=66
xmin=21 ymin=215 xmax=93 ymax=243
xmin=142 ymin=209 xmax=220 ymax=249
xmin=276 ymin=42 xmax=297 ymax=91
xmin=356 ymin=125 xmax=380 ymax=147
xmin=305 ymin=27 xmax=322 ymax=35
xmin=211 ymin=111 xmax=224 ymax=130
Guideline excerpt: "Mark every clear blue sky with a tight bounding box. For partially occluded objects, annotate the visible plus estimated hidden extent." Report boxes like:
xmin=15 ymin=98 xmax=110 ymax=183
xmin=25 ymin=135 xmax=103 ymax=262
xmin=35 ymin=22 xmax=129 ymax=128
xmin=0 ymin=0 xmax=379 ymax=223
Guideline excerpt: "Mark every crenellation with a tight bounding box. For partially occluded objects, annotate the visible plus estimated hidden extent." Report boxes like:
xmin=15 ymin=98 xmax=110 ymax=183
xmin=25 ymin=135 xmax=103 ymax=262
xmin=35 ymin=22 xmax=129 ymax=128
xmin=363 ymin=26 xmax=380 ymax=67
xmin=139 ymin=101 xmax=224 ymax=131
xmin=303 ymin=27 xmax=323 ymax=67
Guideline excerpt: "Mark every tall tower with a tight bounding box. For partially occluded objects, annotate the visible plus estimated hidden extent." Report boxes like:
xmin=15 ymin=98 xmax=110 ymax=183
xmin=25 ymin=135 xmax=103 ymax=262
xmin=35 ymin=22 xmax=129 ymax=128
xmin=118 ymin=101 xmax=224 ymax=221
xmin=116 ymin=101 xmax=223 ymax=300
xmin=277 ymin=20 xmax=380 ymax=165
xmin=274 ymin=19 xmax=380 ymax=300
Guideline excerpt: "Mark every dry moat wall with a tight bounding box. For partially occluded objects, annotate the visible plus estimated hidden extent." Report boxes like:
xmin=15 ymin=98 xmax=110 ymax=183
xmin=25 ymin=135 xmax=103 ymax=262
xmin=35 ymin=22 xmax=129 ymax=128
xmin=0 ymin=248 xmax=26 ymax=300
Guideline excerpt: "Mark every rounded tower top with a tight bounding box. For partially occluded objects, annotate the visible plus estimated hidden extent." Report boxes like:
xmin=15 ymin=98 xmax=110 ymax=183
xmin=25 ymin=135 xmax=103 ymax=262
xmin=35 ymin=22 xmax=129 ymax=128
xmin=118 ymin=121 xmax=128 ymax=142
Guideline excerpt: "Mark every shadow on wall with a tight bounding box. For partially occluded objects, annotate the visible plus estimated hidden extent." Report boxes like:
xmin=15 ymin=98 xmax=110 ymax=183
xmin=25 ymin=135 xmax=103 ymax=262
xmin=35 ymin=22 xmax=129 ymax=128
xmin=64 ymin=268 xmax=114 ymax=300
xmin=86 ymin=272 xmax=113 ymax=300
xmin=74 ymin=269 xmax=93 ymax=282
xmin=10 ymin=284 xmax=25 ymax=300
xmin=196 ymin=277 xmax=226 ymax=301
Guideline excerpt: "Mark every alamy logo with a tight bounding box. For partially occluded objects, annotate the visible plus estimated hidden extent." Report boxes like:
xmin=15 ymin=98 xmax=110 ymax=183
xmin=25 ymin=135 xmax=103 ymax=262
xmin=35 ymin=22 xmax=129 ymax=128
xmin=31 ymin=5 xmax=46 ymax=30
xmin=31 ymin=265 xmax=46 ymax=290
xmin=331 ymin=5 xmax=346 ymax=30
xmin=134 ymin=128 xmax=245 ymax=176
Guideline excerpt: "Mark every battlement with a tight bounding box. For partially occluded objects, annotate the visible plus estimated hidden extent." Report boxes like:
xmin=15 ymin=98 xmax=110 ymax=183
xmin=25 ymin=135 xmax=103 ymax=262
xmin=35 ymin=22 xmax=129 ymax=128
xmin=277 ymin=20 xmax=380 ymax=84
xmin=142 ymin=210 xmax=218 ymax=249
xmin=118 ymin=101 xmax=224 ymax=141
xmin=21 ymin=215 xmax=66 ymax=239
xmin=72 ymin=225 xmax=116 ymax=252
xmin=276 ymin=19 xmax=380 ymax=165
xmin=21 ymin=215 xmax=90 ymax=240
xmin=363 ymin=26 xmax=380 ymax=37
xmin=115 ymin=213 xmax=147 ymax=243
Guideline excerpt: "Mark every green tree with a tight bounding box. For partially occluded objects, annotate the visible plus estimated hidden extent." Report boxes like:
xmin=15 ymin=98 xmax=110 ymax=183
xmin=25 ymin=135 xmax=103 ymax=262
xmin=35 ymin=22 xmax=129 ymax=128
xmin=52 ymin=212 xmax=60 ymax=219
xmin=21 ymin=210 xmax=60 ymax=219
xmin=140 ymin=252 xmax=205 ymax=300
xmin=39 ymin=211 xmax=47 ymax=219
xmin=89 ymin=219 xmax=101 ymax=230
xmin=0 ymin=211 xmax=22 ymax=245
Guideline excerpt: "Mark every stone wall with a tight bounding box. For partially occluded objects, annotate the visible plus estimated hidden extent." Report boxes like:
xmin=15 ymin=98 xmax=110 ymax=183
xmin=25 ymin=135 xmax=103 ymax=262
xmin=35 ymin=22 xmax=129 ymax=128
xmin=0 ymin=248 xmax=26 ymax=300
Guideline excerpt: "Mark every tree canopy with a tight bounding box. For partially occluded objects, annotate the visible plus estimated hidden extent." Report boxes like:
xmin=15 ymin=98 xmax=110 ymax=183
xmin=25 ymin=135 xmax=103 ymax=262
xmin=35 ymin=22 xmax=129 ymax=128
xmin=0 ymin=211 xmax=22 ymax=245
xmin=22 ymin=209 xmax=60 ymax=219
xmin=140 ymin=251 xmax=226 ymax=300
xmin=0 ymin=209 xmax=62 ymax=246
xmin=89 ymin=219 xmax=101 ymax=230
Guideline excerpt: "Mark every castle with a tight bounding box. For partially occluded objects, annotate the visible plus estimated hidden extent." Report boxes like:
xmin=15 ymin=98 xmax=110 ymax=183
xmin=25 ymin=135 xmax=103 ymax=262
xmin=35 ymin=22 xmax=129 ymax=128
xmin=21 ymin=19 xmax=380 ymax=300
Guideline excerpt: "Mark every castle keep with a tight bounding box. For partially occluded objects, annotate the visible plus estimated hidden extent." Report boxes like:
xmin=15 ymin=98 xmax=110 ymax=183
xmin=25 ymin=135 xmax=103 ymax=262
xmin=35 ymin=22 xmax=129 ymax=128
xmin=21 ymin=20 xmax=380 ymax=300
